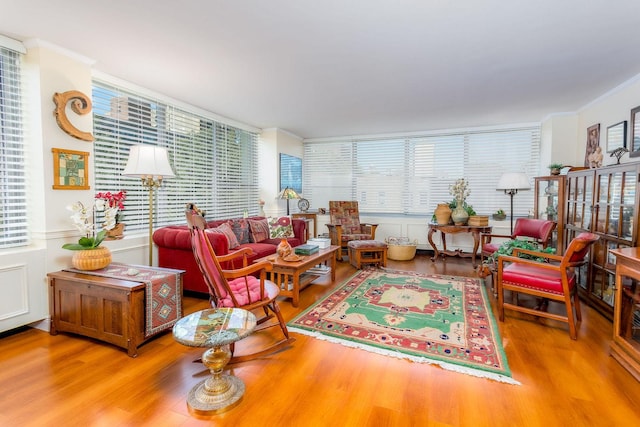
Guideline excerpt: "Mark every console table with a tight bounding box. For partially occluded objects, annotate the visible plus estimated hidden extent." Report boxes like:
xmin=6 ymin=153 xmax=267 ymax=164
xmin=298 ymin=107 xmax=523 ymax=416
xmin=427 ymin=223 xmax=492 ymax=267
xmin=292 ymin=212 xmax=318 ymax=238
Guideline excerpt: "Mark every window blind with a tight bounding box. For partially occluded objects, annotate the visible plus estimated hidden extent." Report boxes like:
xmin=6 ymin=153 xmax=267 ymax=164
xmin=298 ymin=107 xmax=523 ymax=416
xmin=304 ymin=125 xmax=540 ymax=217
xmin=0 ymin=44 xmax=27 ymax=248
xmin=92 ymin=80 xmax=259 ymax=231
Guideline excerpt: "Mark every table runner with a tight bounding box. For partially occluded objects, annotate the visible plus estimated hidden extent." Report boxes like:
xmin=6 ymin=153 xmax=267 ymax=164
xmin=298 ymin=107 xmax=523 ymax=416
xmin=64 ymin=263 xmax=182 ymax=338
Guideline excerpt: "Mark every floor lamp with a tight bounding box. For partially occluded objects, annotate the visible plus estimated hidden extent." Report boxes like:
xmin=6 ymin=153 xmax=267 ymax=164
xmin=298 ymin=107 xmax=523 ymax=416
xmin=123 ymin=145 xmax=175 ymax=266
xmin=278 ymin=187 xmax=300 ymax=215
xmin=496 ymin=172 xmax=530 ymax=234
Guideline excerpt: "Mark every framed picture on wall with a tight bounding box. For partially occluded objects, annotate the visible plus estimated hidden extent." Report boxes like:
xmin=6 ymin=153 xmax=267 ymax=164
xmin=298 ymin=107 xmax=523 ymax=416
xmin=584 ymin=123 xmax=601 ymax=168
xmin=52 ymin=148 xmax=90 ymax=189
xmin=606 ymin=121 xmax=627 ymax=153
xmin=630 ymin=105 xmax=640 ymax=158
xmin=279 ymin=153 xmax=302 ymax=194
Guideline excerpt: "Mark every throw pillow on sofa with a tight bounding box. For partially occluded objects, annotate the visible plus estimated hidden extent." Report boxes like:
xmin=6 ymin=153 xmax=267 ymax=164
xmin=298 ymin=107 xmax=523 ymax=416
xmin=268 ymin=216 xmax=294 ymax=239
xmin=207 ymin=222 xmax=240 ymax=249
xmin=248 ymin=218 xmax=270 ymax=243
xmin=229 ymin=218 xmax=251 ymax=244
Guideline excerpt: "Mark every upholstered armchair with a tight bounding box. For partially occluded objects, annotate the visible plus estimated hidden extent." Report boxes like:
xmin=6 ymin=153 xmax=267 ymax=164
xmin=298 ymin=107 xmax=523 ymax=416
xmin=481 ymin=218 xmax=557 ymax=265
xmin=326 ymin=201 xmax=378 ymax=260
xmin=496 ymin=232 xmax=598 ymax=339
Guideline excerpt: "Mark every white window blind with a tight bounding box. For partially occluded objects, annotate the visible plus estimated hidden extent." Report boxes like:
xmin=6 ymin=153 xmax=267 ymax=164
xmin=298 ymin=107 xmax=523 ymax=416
xmin=92 ymin=80 xmax=259 ymax=231
xmin=304 ymin=125 xmax=540 ymax=217
xmin=0 ymin=44 xmax=27 ymax=248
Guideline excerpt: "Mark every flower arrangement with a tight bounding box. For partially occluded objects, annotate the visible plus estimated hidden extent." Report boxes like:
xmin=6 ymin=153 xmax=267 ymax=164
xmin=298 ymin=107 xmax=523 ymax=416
xmin=449 ymin=178 xmax=470 ymax=202
xmin=62 ymin=198 xmax=121 ymax=250
xmin=95 ymin=190 xmax=126 ymax=223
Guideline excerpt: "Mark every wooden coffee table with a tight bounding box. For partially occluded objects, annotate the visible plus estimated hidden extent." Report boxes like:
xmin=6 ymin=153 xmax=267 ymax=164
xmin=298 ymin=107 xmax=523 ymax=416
xmin=255 ymin=245 xmax=340 ymax=307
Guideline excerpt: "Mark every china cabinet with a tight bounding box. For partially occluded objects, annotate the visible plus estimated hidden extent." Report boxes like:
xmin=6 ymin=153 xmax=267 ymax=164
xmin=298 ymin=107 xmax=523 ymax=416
xmin=565 ymin=164 xmax=640 ymax=319
xmin=609 ymin=248 xmax=640 ymax=381
xmin=534 ymin=175 xmax=566 ymax=251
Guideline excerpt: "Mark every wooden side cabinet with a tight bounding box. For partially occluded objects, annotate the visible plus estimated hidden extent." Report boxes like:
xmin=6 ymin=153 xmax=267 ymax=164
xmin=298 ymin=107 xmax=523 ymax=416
xmin=610 ymin=248 xmax=640 ymax=381
xmin=534 ymin=175 xmax=566 ymax=252
xmin=48 ymin=270 xmax=182 ymax=357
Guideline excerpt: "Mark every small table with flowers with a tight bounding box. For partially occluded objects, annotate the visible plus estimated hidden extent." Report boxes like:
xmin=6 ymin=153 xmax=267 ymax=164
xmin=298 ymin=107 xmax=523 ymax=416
xmin=427 ymin=223 xmax=492 ymax=267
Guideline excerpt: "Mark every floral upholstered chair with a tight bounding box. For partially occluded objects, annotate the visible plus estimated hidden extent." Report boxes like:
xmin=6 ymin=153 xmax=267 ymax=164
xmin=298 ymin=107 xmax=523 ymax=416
xmin=327 ymin=201 xmax=378 ymax=261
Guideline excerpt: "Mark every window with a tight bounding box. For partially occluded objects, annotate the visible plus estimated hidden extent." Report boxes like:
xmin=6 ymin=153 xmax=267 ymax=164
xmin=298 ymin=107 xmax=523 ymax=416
xmin=304 ymin=125 xmax=540 ymax=217
xmin=0 ymin=38 xmax=27 ymax=248
xmin=92 ymin=79 xmax=260 ymax=231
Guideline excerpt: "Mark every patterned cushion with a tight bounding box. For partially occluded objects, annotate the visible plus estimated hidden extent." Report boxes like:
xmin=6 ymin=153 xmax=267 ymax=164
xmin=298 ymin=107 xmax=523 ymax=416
xmin=268 ymin=216 xmax=294 ymax=239
xmin=347 ymin=240 xmax=387 ymax=248
xmin=229 ymin=218 xmax=251 ymax=244
xmin=329 ymin=201 xmax=362 ymax=234
xmin=248 ymin=218 xmax=270 ymax=243
xmin=208 ymin=222 xmax=240 ymax=249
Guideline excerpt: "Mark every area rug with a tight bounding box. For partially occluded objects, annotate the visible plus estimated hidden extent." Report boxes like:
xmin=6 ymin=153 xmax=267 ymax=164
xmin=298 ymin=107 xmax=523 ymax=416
xmin=288 ymin=268 xmax=518 ymax=384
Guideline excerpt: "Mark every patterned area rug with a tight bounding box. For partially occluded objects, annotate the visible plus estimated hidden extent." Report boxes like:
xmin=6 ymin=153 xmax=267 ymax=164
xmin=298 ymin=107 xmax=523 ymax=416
xmin=288 ymin=268 xmax=518 ymax=384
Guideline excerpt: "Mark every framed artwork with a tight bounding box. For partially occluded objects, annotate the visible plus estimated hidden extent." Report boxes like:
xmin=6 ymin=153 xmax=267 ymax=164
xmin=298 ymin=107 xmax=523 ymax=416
xmin=52 ymin=148 xmax=90 ymax=189
xmin=584 ymin=124 xmax=601 ymax=168
xmin=279 ymin=153 xmax=302 ymax=194
xmin=606 ymin=121 xmax=627 ymax=153
xmin=630 ymin=105 xmax=640 ymax=158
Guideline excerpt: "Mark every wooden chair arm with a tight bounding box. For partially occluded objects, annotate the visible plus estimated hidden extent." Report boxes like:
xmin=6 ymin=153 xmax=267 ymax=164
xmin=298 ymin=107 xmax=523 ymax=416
xmin=480 ymin=233 xmax=512 ymax=245
xmin=217 ymin=247 xmax=254 ymax=263
xmin=511 ymin=248 xmax=562 ymax=262
xmin=222 ymin=260 xmax=273 ymax=279
xmin=497 ymin=254 xmax=562 ymax=272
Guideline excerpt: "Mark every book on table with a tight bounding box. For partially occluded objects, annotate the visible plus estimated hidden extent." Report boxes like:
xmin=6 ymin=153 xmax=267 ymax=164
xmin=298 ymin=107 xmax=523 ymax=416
xmin=295 ymin=244 xmax=320 ymax=255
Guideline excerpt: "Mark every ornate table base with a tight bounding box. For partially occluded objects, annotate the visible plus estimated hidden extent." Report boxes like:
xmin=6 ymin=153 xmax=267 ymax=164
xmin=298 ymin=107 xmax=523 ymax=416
xmin=187 ymin=344 xmax=245 ymax=415
xmin=427 ymin=223 xmax=492 ymax=267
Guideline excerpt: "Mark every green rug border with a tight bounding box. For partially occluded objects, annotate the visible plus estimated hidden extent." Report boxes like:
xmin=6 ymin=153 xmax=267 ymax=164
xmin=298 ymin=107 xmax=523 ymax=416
xmin=288 ymin=268 xmax=519 ymax=385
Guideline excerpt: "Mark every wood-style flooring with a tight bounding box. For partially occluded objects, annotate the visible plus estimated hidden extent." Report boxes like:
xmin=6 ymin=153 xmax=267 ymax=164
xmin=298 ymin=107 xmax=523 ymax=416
xmin=1 ymin=254 xmax=639 ymax=426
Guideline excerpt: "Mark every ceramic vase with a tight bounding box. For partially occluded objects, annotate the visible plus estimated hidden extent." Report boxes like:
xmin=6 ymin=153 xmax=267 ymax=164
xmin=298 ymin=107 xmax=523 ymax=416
xmin=105 ymin=223 xmax=125 ymax=240
xmin=434 ymin=203 xmax=452 ymax=225
xmin=451 ymin=200 xmax=469 ymax=225
xmin=276 ymin=238 xmax=292 ymax=258
xmin=71 ymin=246 xmax=112 ymax=271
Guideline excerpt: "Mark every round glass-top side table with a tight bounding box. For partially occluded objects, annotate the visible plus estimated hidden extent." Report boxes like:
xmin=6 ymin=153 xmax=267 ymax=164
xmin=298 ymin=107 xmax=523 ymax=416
xmin=173 ymin=308 xmax=257 ymax=415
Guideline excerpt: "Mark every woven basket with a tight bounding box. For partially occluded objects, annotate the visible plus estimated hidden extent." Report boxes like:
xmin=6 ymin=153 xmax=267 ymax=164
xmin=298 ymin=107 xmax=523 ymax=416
xmin=386 ymin=237 xmax=418 ymax=261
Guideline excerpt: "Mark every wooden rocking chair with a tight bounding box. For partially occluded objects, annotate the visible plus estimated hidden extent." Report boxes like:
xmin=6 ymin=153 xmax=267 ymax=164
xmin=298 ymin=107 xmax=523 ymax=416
xmin=186 ymin=208 xmax=295 ymax=362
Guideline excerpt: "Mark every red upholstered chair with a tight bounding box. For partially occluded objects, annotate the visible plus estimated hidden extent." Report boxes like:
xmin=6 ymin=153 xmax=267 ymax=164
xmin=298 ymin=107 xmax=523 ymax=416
xmin=327 ymin=201 xmax=378 ymax=260
xmin=481 ymin=218 xmax=556 ymax=264
xmin=496 ymin=232 xmax=599 ymax=339
xmin=186 ymin=208 xmax=295 ymax=361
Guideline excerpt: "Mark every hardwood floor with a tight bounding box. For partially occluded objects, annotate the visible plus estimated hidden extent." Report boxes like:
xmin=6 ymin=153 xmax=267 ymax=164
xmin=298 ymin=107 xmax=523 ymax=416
xmin=1 ymin=254 xmax=639 ymax=426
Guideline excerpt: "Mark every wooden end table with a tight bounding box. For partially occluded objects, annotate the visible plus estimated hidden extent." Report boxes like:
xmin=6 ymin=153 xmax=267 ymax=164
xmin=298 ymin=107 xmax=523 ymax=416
xmin=255 ymin=245 xmax=339 ymax=307
xmin=173 ymin=308 xmax=256 ymax=415
xmin=427 ymin=223 xmax=492 ymax=267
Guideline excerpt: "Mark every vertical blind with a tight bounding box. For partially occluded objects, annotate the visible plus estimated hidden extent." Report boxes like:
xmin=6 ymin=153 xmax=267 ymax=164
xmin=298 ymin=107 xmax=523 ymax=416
xmin=92 ymin=80 xmax=260 ymax=231
xmin=303 ymin=125 xmax=540 ymax=217
xmin=0 ymin=43 xmax=27 ymax=248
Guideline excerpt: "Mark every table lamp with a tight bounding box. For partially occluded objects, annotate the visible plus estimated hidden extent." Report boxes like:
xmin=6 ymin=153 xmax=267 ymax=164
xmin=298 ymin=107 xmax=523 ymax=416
xmin=278 ymin=187 xmax=300 ymax=215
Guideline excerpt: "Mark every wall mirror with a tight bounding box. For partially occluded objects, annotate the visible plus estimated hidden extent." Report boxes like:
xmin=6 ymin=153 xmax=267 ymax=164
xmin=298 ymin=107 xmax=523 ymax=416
xmin=606 ymin=121 xmax=627 ymax=153
xmin=630 ymin=105 xmax=640 ymax=157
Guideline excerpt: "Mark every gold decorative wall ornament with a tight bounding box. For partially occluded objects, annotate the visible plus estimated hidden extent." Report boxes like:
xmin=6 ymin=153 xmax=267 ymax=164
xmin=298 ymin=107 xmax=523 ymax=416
xmin=53 ymin=90 xmax=94 ymax=141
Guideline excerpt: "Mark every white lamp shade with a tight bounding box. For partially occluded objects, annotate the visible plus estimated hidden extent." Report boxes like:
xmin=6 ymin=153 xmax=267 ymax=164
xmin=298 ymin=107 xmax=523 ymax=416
xmin=496 ymin=172 xmax=530 ymax=191
xmin=122 ymin=145 xmax=175 ymax=179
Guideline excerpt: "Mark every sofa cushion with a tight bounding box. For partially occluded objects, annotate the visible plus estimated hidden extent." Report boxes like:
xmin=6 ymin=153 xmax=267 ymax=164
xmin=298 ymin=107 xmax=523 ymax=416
xmin=248 ymin=218 xmax=270 ymax=243
xmin=268 ymin=216 xmax=294 ymax=239
xmin=229 ymin=218 xmax=251 ymax=244
xmin=208 ymin=223 xmax=239 ymax=249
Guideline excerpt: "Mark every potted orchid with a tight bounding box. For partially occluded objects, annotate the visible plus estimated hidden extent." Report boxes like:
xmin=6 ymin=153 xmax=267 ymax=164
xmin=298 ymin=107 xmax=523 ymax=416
xmin=95 ymin=191 xmax=127 ymax=239
xmin=62 ymin=199 xmax=119 ymax=250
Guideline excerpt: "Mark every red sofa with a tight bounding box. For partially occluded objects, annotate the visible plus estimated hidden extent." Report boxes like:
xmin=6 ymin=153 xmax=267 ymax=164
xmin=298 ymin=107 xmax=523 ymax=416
xmin=153 ymin=216 xmax=307 ymax=295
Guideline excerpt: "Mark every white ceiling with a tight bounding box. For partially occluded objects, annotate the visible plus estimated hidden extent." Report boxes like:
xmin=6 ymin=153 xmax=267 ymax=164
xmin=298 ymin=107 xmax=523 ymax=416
xmin=2 ymin=0 xmax=640 ymax=139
